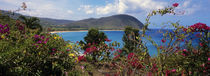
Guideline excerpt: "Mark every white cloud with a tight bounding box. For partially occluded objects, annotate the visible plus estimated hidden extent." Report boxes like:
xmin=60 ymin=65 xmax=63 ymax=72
xmin=176 ymin=0 xmax=200 ymax=15
xmin=79 ymin=0 xmax=167 ymax=15
xmin=0 ymin=0 xmax=76 ymax=19
xmin=78 ymin=5 xmax=94 ymax=14
xmin=96 ymin=3 xmax=118 ymax=15
xmin=67 ymin=10 xmax=74 ymax=14
xmin=1 ymin=0 xmax=23 ymax=5
xmin=183 ymin=0 xmax=191 ymax=8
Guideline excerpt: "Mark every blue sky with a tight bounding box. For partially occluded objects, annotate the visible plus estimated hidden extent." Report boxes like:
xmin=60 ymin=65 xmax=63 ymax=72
xmin=0 ymin=0 xmax=209 ymax=28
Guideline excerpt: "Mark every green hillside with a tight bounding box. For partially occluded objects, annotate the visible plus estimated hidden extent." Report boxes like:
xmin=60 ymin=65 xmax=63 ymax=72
xmin=62 ymin=14 xmax=144 ymax=30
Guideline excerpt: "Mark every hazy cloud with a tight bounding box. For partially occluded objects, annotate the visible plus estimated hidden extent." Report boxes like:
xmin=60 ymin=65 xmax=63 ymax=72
xmin=177 ymin=0 xmax=200 ymax=15
xmin=67 ymin=10 xmax=74 ymax=14
xmin=79 ymin=0 xmax=167 ymax=15
xmin=78 ymin=5 xmax=95 ymax=14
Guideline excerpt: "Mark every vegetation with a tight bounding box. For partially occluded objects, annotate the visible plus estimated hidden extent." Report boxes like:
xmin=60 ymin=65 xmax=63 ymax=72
xmin=79 ymin=28 xmax=110 ymax=62
xmin=0 ymin=2 xmax=209 ymax=76
xmin=122 ymin=26 xmax=145 ymax=55
xmin=18 ymin=15 xmax=42 ymax=33
xmin=1 ymin=10 xmax=143 ymax=31
xmin=64 ymin=14 xmax=144 ymax=30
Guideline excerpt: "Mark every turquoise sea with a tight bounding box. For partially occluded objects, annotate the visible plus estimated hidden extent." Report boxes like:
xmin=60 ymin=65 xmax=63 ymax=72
xmin=57 ymin=29 xmax=199 ymax=56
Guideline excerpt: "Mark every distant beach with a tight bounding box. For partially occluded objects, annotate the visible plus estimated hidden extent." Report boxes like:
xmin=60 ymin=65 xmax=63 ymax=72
xmin=50 ymin=30 xmax=124 ymax=33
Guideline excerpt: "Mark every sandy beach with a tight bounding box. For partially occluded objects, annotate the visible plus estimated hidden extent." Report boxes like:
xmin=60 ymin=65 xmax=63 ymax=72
xmin=49 ymin=30 xmax=124 ymax=33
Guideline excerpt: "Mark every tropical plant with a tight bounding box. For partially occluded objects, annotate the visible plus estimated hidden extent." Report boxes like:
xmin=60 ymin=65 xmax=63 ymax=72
xmin=122 ymin=26 xmax=144 ymax=55
xmin=18 ymin=15 xmax=42 ymax=33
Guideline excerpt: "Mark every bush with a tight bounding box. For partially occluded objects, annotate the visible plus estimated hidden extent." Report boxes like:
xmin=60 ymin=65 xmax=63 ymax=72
xmin=0 ymin=18 xmax=77 ymax=75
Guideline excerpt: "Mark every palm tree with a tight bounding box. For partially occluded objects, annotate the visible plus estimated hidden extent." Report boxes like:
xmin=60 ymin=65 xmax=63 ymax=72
xmin=18 ymin=15 xmax=42 ymax=33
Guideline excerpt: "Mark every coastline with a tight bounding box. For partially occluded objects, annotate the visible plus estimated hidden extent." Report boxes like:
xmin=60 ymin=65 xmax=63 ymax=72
xmin=49 ymin=30 xmax=124 ymax=33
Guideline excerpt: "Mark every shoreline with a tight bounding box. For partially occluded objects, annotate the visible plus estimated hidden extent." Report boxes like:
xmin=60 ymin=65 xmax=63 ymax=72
xmin=49 ymin=30 xmax=124 ymax=33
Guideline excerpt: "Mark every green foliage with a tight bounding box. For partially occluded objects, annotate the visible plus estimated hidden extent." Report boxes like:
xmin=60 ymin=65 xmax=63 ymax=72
xmin=62 ymin=14 xmax=144 ymax=30
xmin=0 ymin=14 xmax=16 ymax=26
xmin=85 ymin=28 xmax=107 ymax=44
xmin=122 ymin=26 xmax=142 ymax=55
xmin=0 ymin=2 xmax=209 ymax=76
xmin=0 ymin=15 xmax=77 ymax=75
xmin=18 ymin=15 xmax=42 ymax=34
xmin=79 ymin=28 xmax=109 ymax=62
xmin=80 ymin=28 xmax=107 ymax=48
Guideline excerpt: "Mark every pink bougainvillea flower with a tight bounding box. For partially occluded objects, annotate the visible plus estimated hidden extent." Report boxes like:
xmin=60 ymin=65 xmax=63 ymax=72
xmin=84 ymin=48 xmax=91 ymax=54
xmin=0 ymin=24 xmax=10 ymax=34
xmin=52 ymin=48 xmax=56 ymax=51
xmin=84 ymin=46 xmax=97 ymax=54
xmin=117 ymin=49 xmax=122 ymax=53
xmin=41 ymin=36 xmax=45 ymax=39
xmin=208 ymin=58 xmax=210 ymax=61
xmin=87 ymin=43 xmax=91 ymax=46
xmin=171 ymin=69 xmax=176 ymax=73
xmin=200 ymin=43 xmax=203 ymax=47
xmin=152 ymin=63 xmax=158 ymax=72
xmin=34 ymin=35 xmax=40 ymax=39
xmin=66 ymin=49 xmax=70 ymax=51
xmin=78 ymin=55 xmax=85 ymax=62
xmin=183 ymin=28 xmax=187 ymax=32
xmin=127 ymin=52 xmax=135 ymax=59
xmin=105 ymin=38 xmax=112 ymax=42
xmin=147 ymin=72 xmax=152 ymax=76
xmin=161 ymin=39 xmax=166 ymax=43
xmin=105 ymin=74 xmax=110 ymax=76
xmin=37 ymin=40 xmax=42 ymax=44
xmin=165 ymin=70 xmax=171 ymax=76
xmin=81 ymin=66 xmax=84 ymax=69
xmin=173 ymin=3 xmax=179 ymax=7
xmin=189 ymin=22 xmax=210 ymax=32
xmin=183 ymin=49 xmax=187 ymax=52
xmin=159 ymin=46 xmax=163 ymax=49
xmin=181 ymin=49 xmax=188 ymax=56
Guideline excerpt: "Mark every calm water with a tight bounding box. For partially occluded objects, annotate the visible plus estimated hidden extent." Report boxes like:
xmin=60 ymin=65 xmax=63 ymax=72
xmin=57 ymin=29 xmax=199 ymax=56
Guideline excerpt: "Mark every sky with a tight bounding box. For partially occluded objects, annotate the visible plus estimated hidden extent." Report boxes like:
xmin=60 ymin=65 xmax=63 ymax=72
xmin=0 ymin=0 xmax=210 ymax=28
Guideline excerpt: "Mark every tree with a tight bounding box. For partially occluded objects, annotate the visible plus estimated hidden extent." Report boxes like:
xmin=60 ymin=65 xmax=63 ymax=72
xmin=122 ymin=26 xmax=142 ymax=55
xmin=79 ymin=28 xmax=108 ymax=62
xmin=80 ymin=28 xmax=107 ymax=47
xmin=18 ymin=15 xmax=42 ymax=33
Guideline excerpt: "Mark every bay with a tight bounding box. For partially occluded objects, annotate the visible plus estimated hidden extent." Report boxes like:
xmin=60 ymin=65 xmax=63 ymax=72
xmin=57 ymin=29 xmax=199 ymax=56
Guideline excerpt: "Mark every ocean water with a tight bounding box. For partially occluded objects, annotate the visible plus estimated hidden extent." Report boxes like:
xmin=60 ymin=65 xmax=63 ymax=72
xmin=57 ymin=29 xmax=199 ymax=56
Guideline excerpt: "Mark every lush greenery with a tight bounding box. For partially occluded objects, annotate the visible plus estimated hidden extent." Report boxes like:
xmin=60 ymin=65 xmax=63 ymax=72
xmin=64 ymin=14 xmax=143 ymax=30
xmin=0 ymin=2 xmax=209 ymax=76
xmin=1 ymin=10 xmax=143 ymax=31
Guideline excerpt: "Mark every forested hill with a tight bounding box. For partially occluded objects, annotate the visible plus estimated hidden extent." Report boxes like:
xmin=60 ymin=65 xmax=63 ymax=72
xmin=1 ymin=10 xmax=144 ymax=30
xmin=63 ymin=14 xmax=144 ymax=30
xmin=0 ymin=10 xmax=74 ymax=26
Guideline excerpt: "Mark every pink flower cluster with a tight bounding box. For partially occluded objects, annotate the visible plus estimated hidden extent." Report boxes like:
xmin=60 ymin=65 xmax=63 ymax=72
xmin=84 ymin=46 xmax=97 ymax=54
xmin=113 ymin=49 xmax=122 ymax=59
xmin=0 ymin=24 xmax=10 ymax=34
xmin=188 ymin=22 xmax=210 ymax=32
xmin=105 ymin=38 xmax=112 ymax=42
xmin=161 ymin=39 xmax=166 ymax=43
xmin=165 ymin=69 xmax=176 ymax=76
xmin=33 ymin=35 xmax=49 ymax=48
xmin=127 ymin=53 xmax=142 ymax=69
xmin=51 ymin=48 xmax=57 ymax=55
xmin=151 ymin=63 xmax=158 ymax=72
xmin=15 ymin=20 xmax=25 ymax=31
xmin=181 ymin=49 xmax=188 ymax=56
xmin=78 ymin=55 xmax=86 ymax=62
xmin=173 ymin=3 xmax=179 ymax=7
